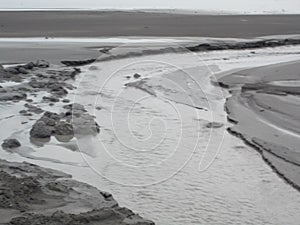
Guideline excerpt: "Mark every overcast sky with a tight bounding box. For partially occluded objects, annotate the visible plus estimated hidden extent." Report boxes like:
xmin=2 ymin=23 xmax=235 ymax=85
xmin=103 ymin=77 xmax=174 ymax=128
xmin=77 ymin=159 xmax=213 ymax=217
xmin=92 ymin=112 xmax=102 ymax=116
xmin=1 ymin=0 xmax=300 ymax=13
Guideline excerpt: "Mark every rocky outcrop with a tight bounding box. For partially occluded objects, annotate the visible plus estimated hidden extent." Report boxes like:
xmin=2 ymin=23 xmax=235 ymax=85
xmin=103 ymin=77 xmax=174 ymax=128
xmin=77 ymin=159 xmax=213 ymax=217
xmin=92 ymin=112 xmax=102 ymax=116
xmin=30 ymin=104 xmax=100 ymax=141
xmin=0 ymin=159 xmax=154 ymax=225
xmin=0 ymin=61 xmax=80 ymax=103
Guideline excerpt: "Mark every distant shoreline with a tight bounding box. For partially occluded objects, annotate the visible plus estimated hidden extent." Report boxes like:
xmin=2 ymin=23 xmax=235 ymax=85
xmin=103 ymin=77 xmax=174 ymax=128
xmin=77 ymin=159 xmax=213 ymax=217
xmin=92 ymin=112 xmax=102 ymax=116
xmin=0 ymin=11 xmax=300 ymax=38
xmin=0 ymin=8 xmax=299 ymax=15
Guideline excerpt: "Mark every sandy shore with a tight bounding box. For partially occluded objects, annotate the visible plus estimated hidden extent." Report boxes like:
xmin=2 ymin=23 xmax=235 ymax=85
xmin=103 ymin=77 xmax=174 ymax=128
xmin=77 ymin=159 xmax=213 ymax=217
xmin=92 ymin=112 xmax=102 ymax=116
xmin=218 ymin=61 xmax=300 ymax=190
xmin=0 ymin=11 xmax=300 ymax=38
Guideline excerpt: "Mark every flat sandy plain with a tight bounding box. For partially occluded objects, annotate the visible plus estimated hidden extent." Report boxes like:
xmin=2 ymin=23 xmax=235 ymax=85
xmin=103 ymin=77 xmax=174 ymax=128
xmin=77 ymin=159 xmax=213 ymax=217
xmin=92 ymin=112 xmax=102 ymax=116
xmin=0 ymin=11 xmax=300 ymax=38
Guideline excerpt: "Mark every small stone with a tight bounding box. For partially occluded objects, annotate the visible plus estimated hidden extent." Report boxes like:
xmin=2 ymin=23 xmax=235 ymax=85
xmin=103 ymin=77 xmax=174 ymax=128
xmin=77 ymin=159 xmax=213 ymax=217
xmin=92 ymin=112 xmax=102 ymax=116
xmin=43 ymin=96 xmax=59 ymax=102
xmin=62 ymin=99 xmax=70 ymax=103
xmin=25 ymin=99 xmax=33 ymax=103
xmin=133 ymin=73 xmax=141 ymax=79
xmin=206 ymin=122 xmax=224 ymax=129
xmin=89 ymin=66 xmax=99 ymax=71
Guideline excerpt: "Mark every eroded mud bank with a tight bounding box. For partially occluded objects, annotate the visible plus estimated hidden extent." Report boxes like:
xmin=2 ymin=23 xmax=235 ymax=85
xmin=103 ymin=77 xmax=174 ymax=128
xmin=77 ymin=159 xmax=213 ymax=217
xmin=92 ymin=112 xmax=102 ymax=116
xmin=218 ymin=60 xmax=300 ymax=190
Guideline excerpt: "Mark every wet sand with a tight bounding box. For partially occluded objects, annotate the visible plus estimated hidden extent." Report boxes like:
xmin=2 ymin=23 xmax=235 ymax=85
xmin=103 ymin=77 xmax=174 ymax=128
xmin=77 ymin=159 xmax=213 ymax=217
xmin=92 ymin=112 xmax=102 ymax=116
xmin=0 ymin=11 xmax=300 ymax=38
xmin=218 ymin=61 xmax=300 ymax=190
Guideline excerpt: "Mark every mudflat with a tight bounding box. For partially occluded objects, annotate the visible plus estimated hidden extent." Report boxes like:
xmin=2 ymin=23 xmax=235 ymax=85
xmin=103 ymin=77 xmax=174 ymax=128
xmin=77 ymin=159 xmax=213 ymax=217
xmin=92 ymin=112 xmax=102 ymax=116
xmin=0 ymin=11 xmax=300 ymax=38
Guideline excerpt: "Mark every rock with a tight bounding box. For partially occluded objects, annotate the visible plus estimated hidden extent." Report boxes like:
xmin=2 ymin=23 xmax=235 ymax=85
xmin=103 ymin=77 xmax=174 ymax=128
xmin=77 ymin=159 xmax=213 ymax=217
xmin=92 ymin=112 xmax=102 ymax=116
xmin=39 ymin=116 xmax=57 ymax=126
xmin=72 ymin=114 xmax=100 ymax=136
xmin=43 ymin=111 xmax=61 ymax=121
xmin=30 ymin=121 xmax=52 ymax=139
xmin=20 ymin=110 xmax=33 ymax=116
xmin=60 ymin=69 xmax=80 ymax=79
xmin=29 ymin=79 xmax=47 ymax=88
xmin=74 ymin=68 xmax=81 ymax=73
xmin=63 ymin=103 xmax=86 ymax=112
xmin=2 ymin=139 xmax=21 ymax=149
xmin=61 ymin=59 xmax=96 ymax=67
xmin=0 ymin=92 xmax=27 ymax=101
xmin=62 ymin=99 xmax=70 ymax=103
xmin=35 ymin=60 xmax=49 ymax=68
xmin=206 ymin=122 xmax=224 ymax=129
xmin=50 ymin=86 xmax=68 ymax=96
xmin=54 ymin=121 xmax=74 ymax=136
xmin=89 ymin=66 xmax=99 ymax=71
xmin=43 ymin=96 xmax=60 ymax=102
xmin=133 ymin=73 xmax=141 ymax=79
xmin=6 ymin=67 xmax=19 ymax=75
xmin=24 ymin=62 xmax=35 ymax=70
xmin=19 ymin=110 xmax=27 ymax=114
xmin=17 ymin=66 xmax=29 ymax=74
xmin=62 ymin=104 xmax=100 ymax=136
xmin=24 ymin=103 xmax=44 ymax=114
